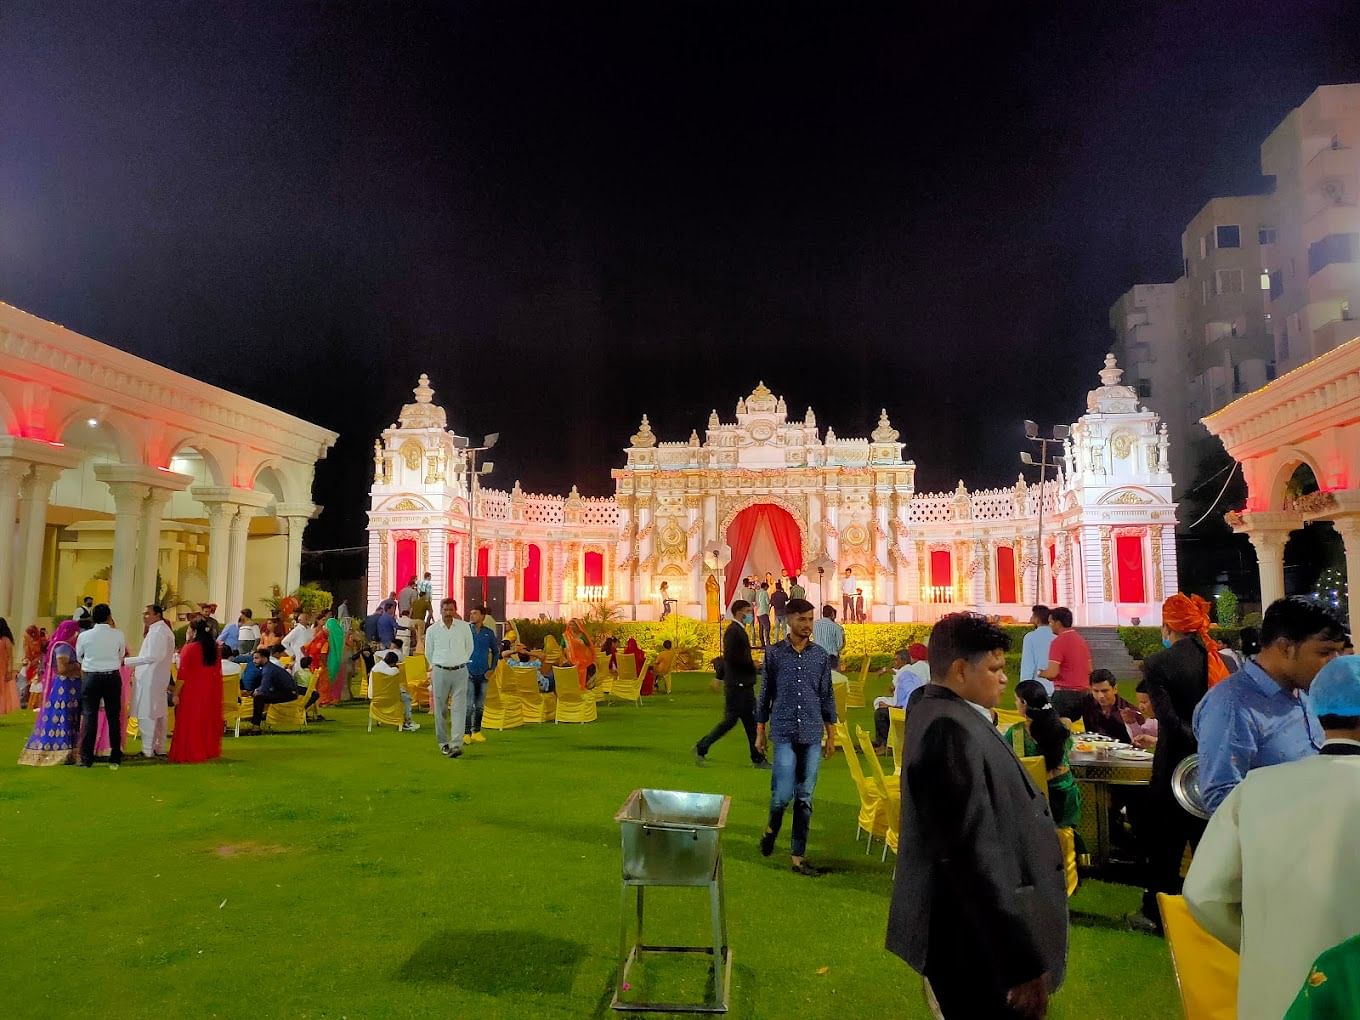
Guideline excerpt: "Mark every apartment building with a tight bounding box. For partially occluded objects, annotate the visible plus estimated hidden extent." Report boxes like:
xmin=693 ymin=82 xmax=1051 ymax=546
xmin=1260 ymin=84 xmax=1360 ymax=373
xmin=1109 ymin=283 xmax=1192 ymax=486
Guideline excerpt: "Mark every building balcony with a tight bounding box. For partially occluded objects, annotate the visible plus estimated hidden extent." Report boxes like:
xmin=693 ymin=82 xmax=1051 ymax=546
xmin=1301 ymin=197 xmax=1360 ymax=244
xmin=1306 ymin=260 xmax=1360 ymax=300
xmin=1311 ymin=317 xmax=1360 ymax=358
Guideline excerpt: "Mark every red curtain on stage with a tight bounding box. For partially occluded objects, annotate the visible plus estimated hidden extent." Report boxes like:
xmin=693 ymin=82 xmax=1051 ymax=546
xmin=996 ymin=546 xmax=1017 ymax=603
xmin=524 ymin=544 xmax=542 ymax=602
xmin=1116 ymin=535 xmax=1145 ymax=603
xmin=930 ymin=550 xmax=951 ymax=589
xmin=395 ymin=539 xmax=417 ymax=593
xmin=447 ymin=540 xmax=458 ymax=587
xmin=476 ymin=546 xmax=490 ymax=577
xmin=1049 ymin=544 xmax=1058 ymax=604
xmin=723 ymin=505 xmax=802 ymax=604
xmin=584 ymin=551 xmax=604 ymax=587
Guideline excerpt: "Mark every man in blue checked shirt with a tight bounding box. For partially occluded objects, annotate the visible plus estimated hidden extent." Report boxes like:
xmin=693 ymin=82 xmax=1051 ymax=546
xmin=1193 ymin=597 xmax=1346 ymax=814
xmin=756 ymin=597 xmax=838 ymax=876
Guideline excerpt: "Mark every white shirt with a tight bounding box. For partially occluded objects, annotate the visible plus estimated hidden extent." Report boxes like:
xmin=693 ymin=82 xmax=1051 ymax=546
xmin=76 ymin=624 xmax=127 ymax=672
xmin=237 ymin=623 xmax=261 ymax=643
xmin=841 ymin=577 xmax=858 ymax=595
xmin=424 ymin=618 xmax=474 ymax=669
xmin=281 ymin=623 xmax=314 ymax=664
xmin=124 ymin=620 xmax=175 ymax=685
xmin=1183 ymin=745 xmax=1360 ymax=1020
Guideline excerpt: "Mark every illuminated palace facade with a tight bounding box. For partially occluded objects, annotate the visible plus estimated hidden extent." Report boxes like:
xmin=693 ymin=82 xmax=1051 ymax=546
xmin=367 ymin=357 xmax=1179 ymax=625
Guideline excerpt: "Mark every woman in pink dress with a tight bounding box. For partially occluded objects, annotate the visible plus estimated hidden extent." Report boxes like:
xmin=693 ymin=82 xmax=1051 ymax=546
xmin=0 ymin=618 xmax=17 ymax=714
xmin=169 ymin=618 xmax=223 ymax=764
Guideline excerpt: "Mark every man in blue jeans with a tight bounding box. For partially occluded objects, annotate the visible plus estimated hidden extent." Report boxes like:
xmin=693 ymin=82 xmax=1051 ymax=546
xmin=465 ymin=605 xmax=498 ymax=745
xmin=756 ymin=597 xmax=837 ymax=876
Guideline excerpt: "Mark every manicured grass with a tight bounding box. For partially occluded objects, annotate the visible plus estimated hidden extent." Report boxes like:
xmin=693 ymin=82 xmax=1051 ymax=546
xmin=0 ymin=679 xmax=1180 ymax=1019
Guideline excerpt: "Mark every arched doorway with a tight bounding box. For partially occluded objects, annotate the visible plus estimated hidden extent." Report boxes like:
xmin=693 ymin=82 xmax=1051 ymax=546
xmin=724 ymin=503 xmax=802 ymax=604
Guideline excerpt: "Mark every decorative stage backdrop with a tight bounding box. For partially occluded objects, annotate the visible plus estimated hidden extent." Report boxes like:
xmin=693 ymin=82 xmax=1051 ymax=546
xmin=367 ymin=357 xmax=1179 ymax=625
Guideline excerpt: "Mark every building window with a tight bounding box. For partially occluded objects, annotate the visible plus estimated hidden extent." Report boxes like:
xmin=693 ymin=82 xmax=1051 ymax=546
xmin=1260 ymin=271 xmax=1271 ymax=291
xmin=1268 ymin=269 xmax=1283 ymax=300
xmin=1344 ymin=300 xmax=1354 ymax=321
xmin=1266 ymin=360 xmax=1277 ymax=381
xmin=1136 ymin=378 xmax=1152 ymax=398
xmin=1202 ymin=279 xmax=1211 ymax=305
xmin=1277 ymin=331 xmax=1290 ymax=362
xmin=1307 ymin=232 xmax=1360 ymax=275
xmin=1232 ymin=362 xmax=1243 ymax=393
xmin=1216 ymin=268 xmax=1244 ymax=294
xmin=1258 ymin=226 xmax=1277 ymax=245
xmin=1216 ymin=225 xmax=1241 ymax=248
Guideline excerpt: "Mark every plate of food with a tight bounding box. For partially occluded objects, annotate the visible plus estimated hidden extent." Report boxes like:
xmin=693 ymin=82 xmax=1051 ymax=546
xmin=1072 ymin=732 xmax=1119 ymax=742
xmin=1113 ymin=748 xmax=1154 ymax=761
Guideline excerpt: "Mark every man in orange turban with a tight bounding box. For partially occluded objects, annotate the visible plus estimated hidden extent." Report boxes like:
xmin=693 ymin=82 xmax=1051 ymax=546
xmin=1129 ymin=592 xmax=1228 ymax=934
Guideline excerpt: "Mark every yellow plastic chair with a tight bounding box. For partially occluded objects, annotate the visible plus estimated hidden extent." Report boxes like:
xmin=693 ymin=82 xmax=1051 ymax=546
xmin=994 ymin=707 xmax=1026 ymax=731
xmin=856 ymin=726 xmax=902 ymax=861
xmin=1158 ymin=893 xmax=1239 ymax=1020
xmin=841 ymin=727 xmax=890 ymax=852
xmin=832 ymin=673 xmax=850 ymax=747
xmin=610 ymin=654 xmax=643 ymax=706
xmin=846 ymin=656 xmax=870 ymax=709
xmin=541 ymin=635 xmax=563 ymax=666
xmin=512 ymin=664 xmax=557 ymax=723
xmin=552 ymin=665 xmax=597 ymax=723
xmin=1056 ymin=827 xmax=1079 ymax=897
xmin=594 ymin=652 xmax=615 ymax=695
xmin=887 ymin=707 xmax=906 ymax=777
xmin=221 ymin=663 xmax=244 ymax=738
xmin=367 ymin=669 xmax=406 ymax=731
xmin=266 ymin=692 xmax=307 ymax=733
xmin=403 ymin=654 xmax=430 ymax=711
xmin=481 ymin=663 xmax=524 ymax=731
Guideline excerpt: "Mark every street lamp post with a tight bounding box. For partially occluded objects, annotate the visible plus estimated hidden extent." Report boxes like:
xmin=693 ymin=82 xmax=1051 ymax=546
xmin=452 ymin=431 xmax=498 ymax=605
xmin=1021 ymin=420 xmax=1069 ymax=606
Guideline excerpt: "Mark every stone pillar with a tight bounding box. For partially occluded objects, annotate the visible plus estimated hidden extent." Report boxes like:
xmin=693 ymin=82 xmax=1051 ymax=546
xmin=225 ymin=507 xmax=254 ymax=618
xmin=1239 ymin=516 xmax=1297 ymax=610
xmin=0 ymin=460 xmax=30 ymax=622
xmin=282 ymin=516 xmax=307 ymax=593
xmin=203 ymin=502 xmax=236 ymax=618
xmin=1330 ymin=513 xmax=1360 ymax=639
xmin=105 ymin=481 xmax=150 ymax=633
xmin=366 ymin=524 xmax=384 ymax=613
xmin=12 ymin=465 xmax=63 ymax=630
xmin=136 ymin=488 xmax=173 ymax=617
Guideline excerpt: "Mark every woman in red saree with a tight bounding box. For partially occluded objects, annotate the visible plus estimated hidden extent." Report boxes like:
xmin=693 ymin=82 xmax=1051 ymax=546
xmin=304 ymin=609 xmax=332 ymax=705
xmin=624 ymin=637 xmax=656 ymax=696
xmin=170 ymin=618 xmax=223 ymax=764
xmin=564 ymin=619 xmax=594 ymax=690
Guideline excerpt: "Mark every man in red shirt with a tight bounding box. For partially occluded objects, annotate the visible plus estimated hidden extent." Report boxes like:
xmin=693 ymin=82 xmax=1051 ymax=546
xmin=1039 ymin=606 xmax=1092 ymax=721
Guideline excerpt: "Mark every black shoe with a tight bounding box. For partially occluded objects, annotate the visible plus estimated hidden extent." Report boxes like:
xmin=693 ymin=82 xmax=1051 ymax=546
xmin=752 ymin=759 xmax=772 ymax=770
xmin=693 ymin=745 xmax=706 ymax=766
xmin=790 ymin=860 xmax=823 ymax=877
xmin=447 ymin=747 xmax=463 ymax=759
xmin=759 ymin=830 xmax=776 ymax=857
xmin=1125 ymin=911 xmax=1163 ymax=936
xmin=78 ymin=761 xmax=93 ymax=768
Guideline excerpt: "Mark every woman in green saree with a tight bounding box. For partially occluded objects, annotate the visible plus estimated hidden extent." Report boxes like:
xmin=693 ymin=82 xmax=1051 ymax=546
xmin=1005 ymin=679 xmax=1082 ymax=830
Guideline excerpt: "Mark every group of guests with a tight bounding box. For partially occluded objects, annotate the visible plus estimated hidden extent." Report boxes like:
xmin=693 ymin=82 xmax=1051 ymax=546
xmin=735 ymin=571 xmax=807 ymax=648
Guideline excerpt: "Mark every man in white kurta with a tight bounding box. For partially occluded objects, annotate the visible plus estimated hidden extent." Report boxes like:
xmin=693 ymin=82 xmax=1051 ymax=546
xmin=123 ymin=605 xmax=176 ymax=758
xmin=1183 ymin=654 xmax=1360 ymax=1020
xmin=281 ymin=613 xmax=315 ymax=674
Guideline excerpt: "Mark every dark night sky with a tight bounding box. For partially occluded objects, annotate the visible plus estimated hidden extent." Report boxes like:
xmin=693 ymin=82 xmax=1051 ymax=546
xmin=3 ymin=1 xmax=1359 ymax=548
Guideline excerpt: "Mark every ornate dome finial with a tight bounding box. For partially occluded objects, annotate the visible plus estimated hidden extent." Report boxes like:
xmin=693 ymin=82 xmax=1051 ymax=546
xmin=397 ymin=373 xmax=447 ymax=429
xmin=872 ymin=408 xmax=900 ymax=443
xmin=804 ymin=407 xmax=816 ymax=427
xmin=689 ymin=429 xmax=700 ymax=447
xmin=708 ymin=409 xmax=720 ymax=429
xmin=630 ymin=414 xmax=656 ymax=448
xmin=414 ymin=373 xmax=434 ymax=403
xmin=1098 ymin=353 xmax=1124 ymax=387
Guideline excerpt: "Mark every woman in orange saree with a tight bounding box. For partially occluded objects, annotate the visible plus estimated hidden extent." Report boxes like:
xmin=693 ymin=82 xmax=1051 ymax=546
xmin=304 ymin=609 xmax=332 ymax=706
xmin=564 ymin=619 xmax=594 ymax=690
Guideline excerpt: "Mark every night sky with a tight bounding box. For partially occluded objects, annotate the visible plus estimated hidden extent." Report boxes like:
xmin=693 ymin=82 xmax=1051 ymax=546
xmin=3 ymin=2 xmax=1359 ymax=549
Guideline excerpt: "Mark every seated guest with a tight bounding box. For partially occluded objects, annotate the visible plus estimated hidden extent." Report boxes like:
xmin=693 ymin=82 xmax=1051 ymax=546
xmin=1184 ymin=655 xmax=1360 ymax=1020
xmin=1078 ymin=669 xmax=1138 ymax=740
xmin=1006 ymin=680 xmax=1082 ymax=829
xmin=238 ymin=651 xmax=262 ymax=693
xmin=601 ymin=636 xmax=619 ymax=672
xmin=506 ymin=645 xmax=550 ymax=692
xmin=370 ymin=650 xmax=421 ymax=732
xmin=218 ymin=615 xmax=241 ymax=656
xmin=1121 ymin=680 xmax=1159 ymax=749
xmin=236 ymin=610 xmax=260 ymax=655
xmin=653 ymin=640 xmax=675 ymax=693
xmin=295 ymin=655 xmax=322 ymax=714
xmin=244 ymin=647 xmax=298 ymax=731
xmin=872 ymin=648 xmax=926 ymax=754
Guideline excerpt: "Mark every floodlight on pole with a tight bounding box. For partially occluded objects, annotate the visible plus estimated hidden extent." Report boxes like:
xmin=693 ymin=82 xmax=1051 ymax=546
xmin=1021 ymin=419 xmax=1070 ymax=605
xmin=1024 ymin=420 xmax=1039 ymax=440
xmin=483 ymin=433 xmax=499 ymax=449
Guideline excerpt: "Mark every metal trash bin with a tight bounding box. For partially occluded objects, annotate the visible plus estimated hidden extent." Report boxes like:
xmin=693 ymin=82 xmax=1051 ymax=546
xmin=612 ymin=789 xmax=732 ymax=1013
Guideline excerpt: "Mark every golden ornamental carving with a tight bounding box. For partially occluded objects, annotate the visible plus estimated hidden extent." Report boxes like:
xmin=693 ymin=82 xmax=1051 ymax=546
xmin=391 ymin=498 xmax=422 ymax=512
xmin=400 ymin=440 xmax=423 ymax=471
xmin=1150 ymin=527 xmax=1164 ymax=600
xmin=1100 ymin=526 xmax=1113 ymax=601
xmin=1110 ymin=431 xmax=1135 ymax=461
xmin=842 ymin=523 xmax=869 ymax=548
xmin=1106 ymin=490 xmax=1152 ymax=505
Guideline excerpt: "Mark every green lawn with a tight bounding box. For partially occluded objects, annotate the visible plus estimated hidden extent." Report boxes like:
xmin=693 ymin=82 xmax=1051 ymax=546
xmin=0 ymin=678 xmax=1180 ymax=1019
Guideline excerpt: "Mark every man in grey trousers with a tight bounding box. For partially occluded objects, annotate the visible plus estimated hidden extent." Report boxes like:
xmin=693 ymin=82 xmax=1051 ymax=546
xmin=423 ymin=598 xmax=474 ymax=759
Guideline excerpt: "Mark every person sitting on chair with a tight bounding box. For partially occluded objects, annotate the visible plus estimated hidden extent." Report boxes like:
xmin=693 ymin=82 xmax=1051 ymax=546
xmin=371 ymin=650 xmax=421 ymax=732
xmin=872 ymin=648 xmax=926 ymax=754
xmin=245 ymin=647 xmax=299 ymax=731
xmin=653 ymin=640 xmax=675 ymax=693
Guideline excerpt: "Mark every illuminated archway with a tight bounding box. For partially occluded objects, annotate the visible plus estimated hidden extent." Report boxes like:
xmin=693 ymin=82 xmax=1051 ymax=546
xmin=724 ymin=503 xmax=802 ymax=604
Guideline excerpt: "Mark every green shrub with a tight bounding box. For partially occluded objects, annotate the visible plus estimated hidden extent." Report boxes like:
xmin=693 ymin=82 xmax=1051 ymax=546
xmin=1216 ymin=590 xmax=1240 ymax=628
xmin=1119 ymin=625 xmax=1242 ymax=660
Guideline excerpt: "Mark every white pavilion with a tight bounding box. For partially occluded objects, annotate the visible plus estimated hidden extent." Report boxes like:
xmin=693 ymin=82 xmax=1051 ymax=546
xmin=367 ymin=355 xmax=1179 ymax=625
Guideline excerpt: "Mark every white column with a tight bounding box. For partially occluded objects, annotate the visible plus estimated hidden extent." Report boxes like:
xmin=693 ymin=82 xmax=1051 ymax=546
xmin=203 ymin=502 xmax=236 ymax=616
xmin=1247 ymin=529 xmax=1290 ymax=608
xmin=12 ymin=464 xmax=62 ymax=630
xmin=283 ymin=516 xmax=307 ymax=593
xmin=1331 ymin=515 xmax=1360 ymax=639
xmin=0 ymin=460 xmax=30 ymax=623
xmin=366 ymin=524 xmax=383 ymax=613
xmin=225 ymin=507 xmax=253 ymax=619
xmin=136 ymin=488 xmax=172 ymax=616
xmin=106 ymin=481 xmax=150 ymax=634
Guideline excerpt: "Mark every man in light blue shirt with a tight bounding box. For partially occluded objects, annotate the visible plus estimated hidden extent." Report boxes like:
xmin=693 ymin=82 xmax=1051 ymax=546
xmin=1019 ymin=604 xmax=1056 ymax=694
xmin=873 ymin=648 xmax=926 ymax=751
xmin=1192 ymin=597 xmax=1346 ymax=814
xmin=811 ymin=604 xmax=846 ymax=668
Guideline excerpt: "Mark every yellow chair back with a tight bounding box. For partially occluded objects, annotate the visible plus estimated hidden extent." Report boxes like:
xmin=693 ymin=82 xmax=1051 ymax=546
xmin=481 ymin=662 xmax=525 ymax=730
xmin=368 ymin=669 xmax=405 ymax=730
xmin=887 ymin=706 xmax=906 ymax=777
xmin=995 ymin=707 xmax=1026 ymax=731
xmin=611 ymin=654 xmax=643 ymax=705
xmin=512 ymin=664 xmax=556 ymax=723
xmin=844 ymin=657 xmax=868 ymax=708
xmin=594 ymin=652 xmax=614 ymax=694
xmin=840 ymin=727 xmax=889 ymax=845
xmin=553 ymin=665 xmax=597 ymax=723
xmin=1158 ymin=893 xmax=1239 ymax=1020
xmin=266 ymin=695 xmax=306 ymax=732
xmin=542 ymin=635 xmax=562 ymax=665
xmin=221 ymin=663 xmax=244 ymax=736
xmin=403 ymin=654 xmax=430 ymax=710
xmin=857 ymin=726 xmax=901 ymax=857
xmin=1056 ymin=827 xmax=1079 ymax=897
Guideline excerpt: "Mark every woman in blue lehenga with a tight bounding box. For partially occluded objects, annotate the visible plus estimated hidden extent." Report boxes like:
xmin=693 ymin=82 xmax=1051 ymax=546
xmin=18 ymin=620 xmax=83 ymax=766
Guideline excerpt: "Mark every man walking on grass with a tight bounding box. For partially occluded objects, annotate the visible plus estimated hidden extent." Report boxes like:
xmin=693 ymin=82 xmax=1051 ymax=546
xmin=694 ymin=599 xmax=769 ymax=769
xmin=425 ymin=598 xmax=474 ymax=759
xmin=756 ymin=598 xmax=837 ymax=876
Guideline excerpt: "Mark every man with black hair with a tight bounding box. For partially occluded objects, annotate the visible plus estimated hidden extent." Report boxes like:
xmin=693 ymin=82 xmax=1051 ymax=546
xmin=245 ymin=647 xmax=298 ymax=729
xmin=888 ymin=612 xmax=1066 ymax=1020
xmin=1076 ymin=669 xmax=1137 ymax=741
xmin=1039 ymin=606 xmax=1091 ymax=721
xmin=694 ymin=600 xmax=768 ymax=768
xmin=811 ymin=604 xmax=845 ymax=669
xmin=1020 ymin=605 xmax=1054 ymax=691
xmin=756 ymin=598 xmax=836 ymax=876
xmin=1194 ymin=597 xmax=1346 ymax=814
xmin=1184 ymin=655 xmax=1360 ymax=1020
xmin=75 ymin=603 xmax=127 ymax=768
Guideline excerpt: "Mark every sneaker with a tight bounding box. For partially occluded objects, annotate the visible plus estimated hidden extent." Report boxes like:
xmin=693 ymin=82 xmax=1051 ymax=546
xmin=448 ymin=747 xmax=463 ymax=759
xmin=1125 ymin=911 xmax=1163 ymax=936
xmin=790 ymin=860 xmax=823 ymax=877
xmin=759 ymin=830 xmax=776 ymax=857
xmin=471 ymin=732 xmax=486 ymax=743
xmin=401 ymin=722 xmax=422 ymax=732
xmin=693 ymin=745 xmax=706 ymax=766
xmin=439 ymin=743 xmax=453 ymax=756
xmin=462 ymin=734 xmax=473 ymax=746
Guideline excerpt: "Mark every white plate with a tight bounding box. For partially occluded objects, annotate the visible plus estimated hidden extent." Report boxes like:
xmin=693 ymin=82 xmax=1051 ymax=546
xmin=1072 ymin=732 xmax=1118 ymax=742
xmin=1113 ymin=748 xmax=1153 ymax=761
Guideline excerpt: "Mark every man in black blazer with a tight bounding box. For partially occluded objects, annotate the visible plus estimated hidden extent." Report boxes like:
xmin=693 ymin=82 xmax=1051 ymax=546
xmin=887 ymin=613 xmax=1066 ymax=1019
xmin=693 ymin=600 xmax=770 ymax=767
